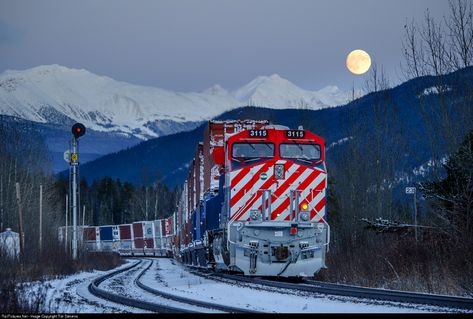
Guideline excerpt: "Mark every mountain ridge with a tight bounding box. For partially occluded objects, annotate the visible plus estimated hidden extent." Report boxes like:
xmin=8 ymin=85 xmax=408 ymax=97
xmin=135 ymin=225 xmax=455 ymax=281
xmin=0 ymin=64 xmax=357 ymax=141
xmin=76 ymin=66 xmax=473 ymax=188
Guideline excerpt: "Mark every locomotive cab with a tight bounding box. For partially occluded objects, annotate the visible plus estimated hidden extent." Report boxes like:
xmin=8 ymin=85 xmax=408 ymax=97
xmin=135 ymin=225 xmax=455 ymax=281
xmin=223 ymin=125 xmax=330 ymax=277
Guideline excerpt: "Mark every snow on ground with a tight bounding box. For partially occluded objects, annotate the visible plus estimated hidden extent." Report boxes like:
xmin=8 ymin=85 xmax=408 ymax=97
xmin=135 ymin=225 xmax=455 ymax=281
xmin=98 ymin=259 xmax=218 ymax=313
xmin=140 ymin=258 xmax=467 ymax=313
xmin=20 ymin=259 xmax=149 ymax=313
xmin=17 ymin=257 xmax=470 ymax=313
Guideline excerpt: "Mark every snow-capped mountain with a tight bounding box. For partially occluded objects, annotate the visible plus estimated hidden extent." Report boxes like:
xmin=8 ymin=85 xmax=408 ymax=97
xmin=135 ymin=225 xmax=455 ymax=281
xmin=0 ymin=65 xmax=356 ymax=140
xmin=232 ymin=74 xmax=352 ymax=109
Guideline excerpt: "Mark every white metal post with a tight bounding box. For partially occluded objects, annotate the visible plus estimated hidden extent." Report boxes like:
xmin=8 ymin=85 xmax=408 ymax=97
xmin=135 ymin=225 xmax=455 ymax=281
xmin=39 ymin=183 xmax=43 ymax=254
xmin=72 ymin=138 xmax=78 ymax=260
xmin=405 ymin=186 xmax=418 ymax=243
xmin=65 ymin=194 xmax=68 ymax=253
xmin=414 ymin=189 xmax=418 ymax=242
xmin=145 ymin=186 xmax=149 ymax=220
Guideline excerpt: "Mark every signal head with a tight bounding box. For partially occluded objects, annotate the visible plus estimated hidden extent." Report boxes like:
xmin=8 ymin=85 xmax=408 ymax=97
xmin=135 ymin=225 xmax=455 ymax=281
xmin=72 ymin=123 xmax=86 ymax=139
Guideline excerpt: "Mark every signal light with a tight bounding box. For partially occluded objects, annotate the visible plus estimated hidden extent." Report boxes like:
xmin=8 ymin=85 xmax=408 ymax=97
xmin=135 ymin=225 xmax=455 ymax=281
xmin=301 ymin=202 xmax=309 ymax=211
xmin=290 ymin=227 xmax=297 ymax=235
xmin=72 ymin=123 xmax=86 ymax=139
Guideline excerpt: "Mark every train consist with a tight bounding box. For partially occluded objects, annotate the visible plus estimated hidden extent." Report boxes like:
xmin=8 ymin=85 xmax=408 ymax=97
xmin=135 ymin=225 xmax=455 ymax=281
xmin=58 ymin=216 xmax=176 ymax=257
xmin=58 ymin=120 xmax=330 ymax=277
xmin=174 ymin=120 xmax=330 ymax=277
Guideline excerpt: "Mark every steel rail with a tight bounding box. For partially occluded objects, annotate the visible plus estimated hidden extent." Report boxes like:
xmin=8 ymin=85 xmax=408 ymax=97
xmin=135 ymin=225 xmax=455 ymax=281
xmin=135 ymin=259 xmax=257 ymax=313
xmin=303 ymin=279 xmax=473 ymax=310
xmin=88 ymin=259 xmax=192 ymax=313
xmin=188 ymin=266 xmax=473 ymax=311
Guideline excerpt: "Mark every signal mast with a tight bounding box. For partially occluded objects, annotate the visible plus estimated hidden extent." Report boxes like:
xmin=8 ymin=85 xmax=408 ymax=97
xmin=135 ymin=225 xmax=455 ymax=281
xmin=70 ymin=123 xmax=85 ymax=260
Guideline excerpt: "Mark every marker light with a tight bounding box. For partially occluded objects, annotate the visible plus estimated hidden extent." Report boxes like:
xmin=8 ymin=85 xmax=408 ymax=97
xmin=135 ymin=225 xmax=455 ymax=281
xmin=290 ymin=227 xmax=297 ymax=235
xmin=301 ymin=202 xmax=309 ymax=211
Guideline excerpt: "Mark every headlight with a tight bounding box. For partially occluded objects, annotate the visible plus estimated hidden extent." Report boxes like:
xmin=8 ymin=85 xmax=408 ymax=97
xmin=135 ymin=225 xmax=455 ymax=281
xmin=250 ymin=210 xmax=261 ymax=220
xmin=300 ymin=211 xmax=310 ymax=221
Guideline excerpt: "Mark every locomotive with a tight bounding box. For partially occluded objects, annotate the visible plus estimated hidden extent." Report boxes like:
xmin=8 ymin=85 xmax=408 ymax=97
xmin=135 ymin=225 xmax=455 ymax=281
xmin=176 ymin=120 xmax=330 ymax=277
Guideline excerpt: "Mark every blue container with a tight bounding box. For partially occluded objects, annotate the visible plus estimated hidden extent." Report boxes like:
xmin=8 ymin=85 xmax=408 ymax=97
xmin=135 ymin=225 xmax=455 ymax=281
xmin=195 ymin=205 xmax=202 ymax=241
xmin=99 ymin=226 xmax=113 ymax=241
xmin=191 ymin=205 xmax=203 ymax=241
xmin=200 ymin=202 xmax=206 ymax=236
xmin=205 ymin=193 xmax=222 ymax=231
xmin=191 ymin=210 xmax=197 ymax=241
xmin=206 ymin=174 xmax=224 ymax=231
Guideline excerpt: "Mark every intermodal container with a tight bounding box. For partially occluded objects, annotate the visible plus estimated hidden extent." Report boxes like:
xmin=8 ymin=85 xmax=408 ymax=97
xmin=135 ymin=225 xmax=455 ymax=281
xmin=119 ymin=224 xmax=132 ymax=240
xmin=133 ymin=222 xmax=144 ymax=249
xmin=144 ymin=238 xmax=154 ymax=248
xmin=144 ymin=222 xmax=154 ymax=239
xmin=133 ymin=222 xmax=143 ymax=237
xmin=100 ymin=226 xmax=114 ymax=241
xmin=83 ymin=226 xmax=96 ymax=241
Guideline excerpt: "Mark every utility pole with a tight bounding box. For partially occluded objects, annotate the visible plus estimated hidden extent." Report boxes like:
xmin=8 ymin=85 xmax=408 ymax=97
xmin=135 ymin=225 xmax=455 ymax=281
xmin=15 ymin=182 xmax=24 ymax=256
xmin=154 ymin=184 xmax=158 ymax=220
xmin=39 ymin=183 xmax=43 ymax=254
xmin=145 ymin=186 xmax=149 ymax=220
xmin=83 ymin=205 xmax=86 ymax=226
xmin=65 ymin=194 xmax=68 ymax=253
xmin=0 ymin=175 xmax=3 ymax=232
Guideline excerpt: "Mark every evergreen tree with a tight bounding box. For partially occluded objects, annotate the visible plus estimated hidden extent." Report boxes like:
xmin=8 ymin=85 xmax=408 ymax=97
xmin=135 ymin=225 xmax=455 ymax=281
xmin=419 ymin=129 xmax=473 ymax=241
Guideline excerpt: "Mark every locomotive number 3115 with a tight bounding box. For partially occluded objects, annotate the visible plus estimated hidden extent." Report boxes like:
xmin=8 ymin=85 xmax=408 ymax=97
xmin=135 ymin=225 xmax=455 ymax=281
xmin=249 ymin=130 xmax=268 ymax=137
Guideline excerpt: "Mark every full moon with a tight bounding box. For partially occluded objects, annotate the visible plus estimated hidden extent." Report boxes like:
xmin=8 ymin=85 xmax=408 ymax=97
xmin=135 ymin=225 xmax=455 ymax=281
xmin=346 ymin=49 xmax=371 ymax=75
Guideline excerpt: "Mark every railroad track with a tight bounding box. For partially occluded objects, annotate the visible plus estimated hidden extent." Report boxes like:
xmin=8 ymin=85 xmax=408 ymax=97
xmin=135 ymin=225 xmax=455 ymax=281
xmin=188 ymin=266 xmax=473 ymax=311
xmin=300 ymin=279 xmax=473 ymax=310
xmin=88 ymin=259 xmax=254 ymax=313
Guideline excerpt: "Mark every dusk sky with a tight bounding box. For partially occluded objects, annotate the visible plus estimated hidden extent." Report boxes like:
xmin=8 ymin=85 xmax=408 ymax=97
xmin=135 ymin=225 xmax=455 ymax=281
xmin=0 ymin=0 xmax=450 ymax=92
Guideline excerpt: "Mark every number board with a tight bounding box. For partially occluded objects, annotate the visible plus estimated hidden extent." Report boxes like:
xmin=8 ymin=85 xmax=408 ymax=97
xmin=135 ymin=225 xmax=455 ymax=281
xmin=286 ymin=130 xmax=305 ymax=138
xmin=248 ymin=130 xmax=268 ymax=137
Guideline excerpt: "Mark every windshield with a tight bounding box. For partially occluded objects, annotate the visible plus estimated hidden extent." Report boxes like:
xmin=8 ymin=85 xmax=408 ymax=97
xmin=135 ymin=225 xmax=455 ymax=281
xmin=232 ymin=143 xmax=275 ymax=159
xmin=280 ymin=143 xmax=321 ymax=160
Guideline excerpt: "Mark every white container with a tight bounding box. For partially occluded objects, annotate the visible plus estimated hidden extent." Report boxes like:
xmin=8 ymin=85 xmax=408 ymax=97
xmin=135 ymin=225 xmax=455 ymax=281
xmin=0 ymin=228 xmax=20 ymax=260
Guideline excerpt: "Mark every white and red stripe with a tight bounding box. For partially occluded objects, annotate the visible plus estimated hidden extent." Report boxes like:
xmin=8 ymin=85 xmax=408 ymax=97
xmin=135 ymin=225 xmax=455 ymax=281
xmin=229 ymin=159 xmax=327 ymax=223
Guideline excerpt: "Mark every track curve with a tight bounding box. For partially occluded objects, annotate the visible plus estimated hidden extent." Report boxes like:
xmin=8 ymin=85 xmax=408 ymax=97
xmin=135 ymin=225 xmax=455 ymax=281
xmin=88 ymin=260 xmax=191 ymax=313
xmin=188 ymin=266 xmax=473 ymax=311
xmin=88 ymin=259 xmax=256 ymax=313
xmin=135 ymin=259 xmax=257 ymax=313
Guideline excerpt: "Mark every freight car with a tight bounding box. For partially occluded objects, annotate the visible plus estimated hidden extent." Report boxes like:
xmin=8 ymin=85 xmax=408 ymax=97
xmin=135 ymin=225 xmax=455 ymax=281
xmin=174 ymin=120 xmax=330 ymax=277
xmin=58 ymin=215 xmax=176 ymax=257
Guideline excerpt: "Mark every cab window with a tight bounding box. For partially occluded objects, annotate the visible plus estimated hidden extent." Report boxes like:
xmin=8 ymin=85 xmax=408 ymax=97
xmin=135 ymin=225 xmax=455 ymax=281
xmin=232 ymin=143 xmax=275 ymax=159
xmin=279 ymin=143 xmax=321 ymax=160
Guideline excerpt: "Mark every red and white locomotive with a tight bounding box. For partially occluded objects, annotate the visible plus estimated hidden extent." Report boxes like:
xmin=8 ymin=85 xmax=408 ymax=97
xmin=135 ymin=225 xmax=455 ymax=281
xmin=176 ymin=120 xmax=330 ymax=277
